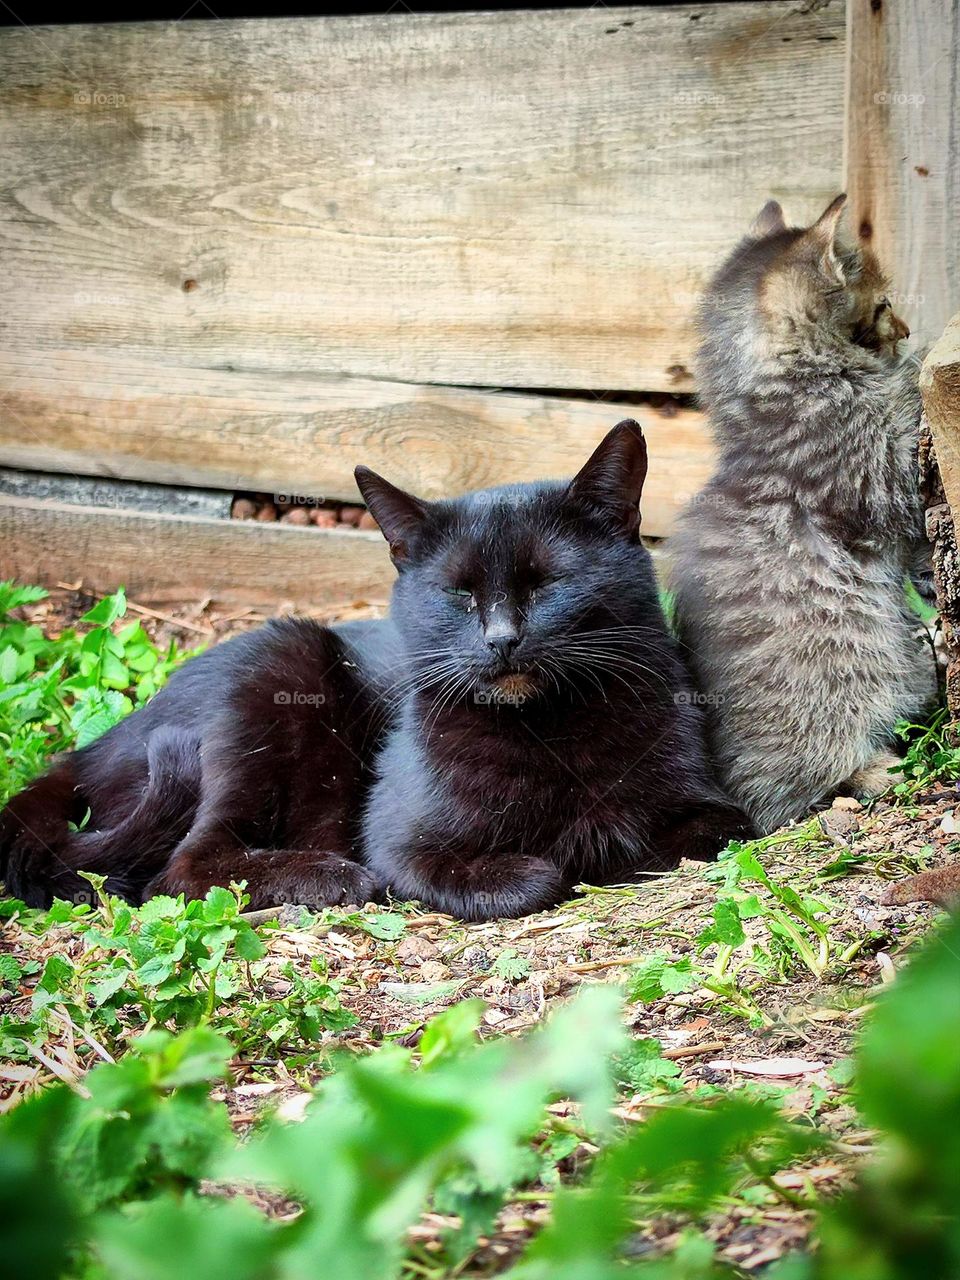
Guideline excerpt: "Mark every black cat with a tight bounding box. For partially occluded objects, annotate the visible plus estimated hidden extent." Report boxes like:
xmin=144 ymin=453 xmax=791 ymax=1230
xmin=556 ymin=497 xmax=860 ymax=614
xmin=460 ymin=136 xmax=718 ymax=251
xmin=0 ymin=422 xmax=750 ymax=920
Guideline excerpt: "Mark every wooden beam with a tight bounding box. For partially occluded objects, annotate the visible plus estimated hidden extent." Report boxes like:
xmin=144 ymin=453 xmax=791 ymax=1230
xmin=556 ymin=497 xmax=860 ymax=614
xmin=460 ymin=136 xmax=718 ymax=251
xmin=0 ymin=494 xmax=394 ymax=610
xmin=844 ymin=0 xmax=960 ymax=349
xmin=0 ymin=351 xmax=714 ymax=537
xmin=921 ymin=314 xmax=960 ymax=521
xmin=920 ymin=313 xmax=960 ymax=712
xmin=0 ymin=6 xmax=844 ymax=393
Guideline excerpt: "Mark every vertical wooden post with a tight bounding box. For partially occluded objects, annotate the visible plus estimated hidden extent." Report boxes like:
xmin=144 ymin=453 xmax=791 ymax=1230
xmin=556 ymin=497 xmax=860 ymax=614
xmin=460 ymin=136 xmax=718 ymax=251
xmin=844 ymin=0 xmax=960 ymax=350
xmin=921 ymin=314 xmax=960 ymax=713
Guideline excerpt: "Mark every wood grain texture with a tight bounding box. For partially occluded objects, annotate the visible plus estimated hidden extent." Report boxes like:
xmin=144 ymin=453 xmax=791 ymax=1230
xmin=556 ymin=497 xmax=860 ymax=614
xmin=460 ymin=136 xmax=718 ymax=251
xmin=921 ymin=313 xmax=960 ymax=519
xmin=0 ymin=350 xmax=714 ymax=536
xmin=0 ymin=495 xmax=394 ymax=609
xmin=0 ymin=5 xmax=845 ymax=394
xmin=844 ymin=0 xmax=960 ymax=348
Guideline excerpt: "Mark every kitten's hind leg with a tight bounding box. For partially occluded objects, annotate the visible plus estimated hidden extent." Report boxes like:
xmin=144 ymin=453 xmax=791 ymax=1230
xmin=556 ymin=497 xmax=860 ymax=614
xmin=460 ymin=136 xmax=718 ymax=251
xmin=147 ymin=844 xmax=380 ymax=911
xmin=840 ymin=751 xmax=903 ymax=802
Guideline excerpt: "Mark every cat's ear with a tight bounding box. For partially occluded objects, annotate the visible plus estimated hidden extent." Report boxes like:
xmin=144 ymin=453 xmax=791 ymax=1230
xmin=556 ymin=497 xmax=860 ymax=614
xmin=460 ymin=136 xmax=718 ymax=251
xmin=354 ymin=466 xmax=429 ymax=568
xmin=565 ymin=419 xmax=648 ymax=539
xmin=805 ymin=193 xmax=847 ymax=282
xmin=751 ymin=200 xmax=787 ymax=238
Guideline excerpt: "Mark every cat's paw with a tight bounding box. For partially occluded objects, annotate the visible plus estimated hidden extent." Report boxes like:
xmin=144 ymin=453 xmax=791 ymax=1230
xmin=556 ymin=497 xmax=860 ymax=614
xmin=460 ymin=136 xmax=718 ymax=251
xmin=401 ymin=852 xmax=563 ymax=922
xmin=282 ymin=856 xmax=383 ymax=911
xmin=146 ymin=849 xmax=382 ymax=912
xmin=841 ymin=752 xmax=902 ymax=801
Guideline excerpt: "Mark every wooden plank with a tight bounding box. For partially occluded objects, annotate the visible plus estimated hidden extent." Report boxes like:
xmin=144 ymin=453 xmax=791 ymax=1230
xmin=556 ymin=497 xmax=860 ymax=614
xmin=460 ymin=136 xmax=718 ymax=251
xmin=921 ymin=313 xmax=960 ymax=520
xmin=0 ymin=350 xmax=714 ymax=537
xmin=0 ymin=466 xmax=230 ymax=518
xmin=844 ymin=0 xmax=960 ymax=349
xmin=0 ymin=495 xmax=394 ymax=609
xmin=0 ymin=6 xmax=845 ymax=394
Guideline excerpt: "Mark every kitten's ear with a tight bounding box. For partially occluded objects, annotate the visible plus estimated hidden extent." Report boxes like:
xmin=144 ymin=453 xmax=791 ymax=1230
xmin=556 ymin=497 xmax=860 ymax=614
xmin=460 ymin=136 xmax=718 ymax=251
xmin=566 ymin=419 xmax=648 ymax=539
xmin=751 ymin=200 xmax=787 ymax=238
xmin=354 ymin=466 xmax=428 ymax=568
xmin=805 ymin=193 xmax=847 ymax=281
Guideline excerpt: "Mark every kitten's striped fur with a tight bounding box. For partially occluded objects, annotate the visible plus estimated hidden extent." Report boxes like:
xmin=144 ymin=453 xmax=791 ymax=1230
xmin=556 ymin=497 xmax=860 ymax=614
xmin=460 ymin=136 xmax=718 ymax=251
xmin=670 ymin=195 xmax=935 ymax=833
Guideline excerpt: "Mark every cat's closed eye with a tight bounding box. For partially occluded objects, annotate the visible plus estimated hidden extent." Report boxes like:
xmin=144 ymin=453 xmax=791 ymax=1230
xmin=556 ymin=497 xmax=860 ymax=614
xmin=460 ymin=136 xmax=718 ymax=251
xmin=443 ymin=586 xmax=475 ymax=605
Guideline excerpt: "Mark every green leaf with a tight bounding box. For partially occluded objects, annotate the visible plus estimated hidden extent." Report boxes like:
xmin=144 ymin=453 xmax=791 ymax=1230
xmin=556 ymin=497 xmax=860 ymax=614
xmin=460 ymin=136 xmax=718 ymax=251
xmin=419 ymin=1000 xmax=486 ymax=1068
xmin=492 ymin=947 xmax=531 ymax=982
xmin=79 ymin=588 xmax=127 ymax=627
xmin=94 ymin=1192 xmax=274 ymax=1280
xmin=359 ymin=911 xmax=407 ymax=941
xmin=232 ymin=924 xmax=267 ymax=962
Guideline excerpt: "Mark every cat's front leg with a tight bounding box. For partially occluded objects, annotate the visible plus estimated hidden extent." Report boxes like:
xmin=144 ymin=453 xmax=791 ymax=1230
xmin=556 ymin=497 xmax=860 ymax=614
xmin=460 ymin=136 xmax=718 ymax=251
xmin=378 ymin=840 xmax=563 ymax=922
xmin=146 ymin=841 xmax=381 ymax=911
xmin=650 ymin=799 xmax=754 ymax=866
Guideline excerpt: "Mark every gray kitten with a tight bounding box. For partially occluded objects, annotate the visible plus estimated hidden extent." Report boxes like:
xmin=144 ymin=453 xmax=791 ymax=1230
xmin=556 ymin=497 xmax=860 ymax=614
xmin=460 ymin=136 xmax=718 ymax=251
xmin=669 ymin=195 xmax=936 ymax=833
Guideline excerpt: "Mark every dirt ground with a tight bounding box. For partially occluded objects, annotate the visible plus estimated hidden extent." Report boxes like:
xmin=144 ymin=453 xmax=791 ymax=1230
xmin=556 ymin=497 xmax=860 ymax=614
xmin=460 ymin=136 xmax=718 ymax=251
xmin=3 ymin=585 xmax=954 ymax=1274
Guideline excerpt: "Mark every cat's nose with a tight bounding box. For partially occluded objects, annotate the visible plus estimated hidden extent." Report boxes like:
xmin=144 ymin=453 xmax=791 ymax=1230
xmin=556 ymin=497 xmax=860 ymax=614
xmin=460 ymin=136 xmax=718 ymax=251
xmin=485 ymin=630 xmax=520 ymax=663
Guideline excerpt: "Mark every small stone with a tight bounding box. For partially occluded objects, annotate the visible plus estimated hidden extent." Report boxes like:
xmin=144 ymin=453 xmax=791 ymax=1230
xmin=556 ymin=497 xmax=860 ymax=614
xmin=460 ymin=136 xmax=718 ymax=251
xmin=338 ymin=505 xmax=363 ymax=527
xmin=832 ymin=796 xmax=862 ymax=812
xmin=419 ymin=961 xmax=451 ymax=984
xmin=231 ymin=497 xmax=258 ymax=520
xmin=256 ymin=503 xmax=278 ymax=522
xmin=463 ymin=945 xmax=490 ymax=971
xmin=358 ymin=511 xmax=379 ymax=531
xmin=281 ymin=507 xmax=311 ymax=526
xmin=395 ymin=935 xmax=439 ymax=966
xmin=310 ymin=509 xmax=338 ymax=528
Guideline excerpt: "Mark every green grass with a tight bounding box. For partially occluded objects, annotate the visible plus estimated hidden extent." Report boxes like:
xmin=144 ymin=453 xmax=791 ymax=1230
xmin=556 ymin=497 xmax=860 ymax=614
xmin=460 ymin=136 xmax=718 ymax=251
xmin=2 ymin=582 xmax=959 ymax=1279
xmin=2 ymin=893 xmax=958 ymax=1280
xmin=0 ymin=582 xmax=195 ymax=806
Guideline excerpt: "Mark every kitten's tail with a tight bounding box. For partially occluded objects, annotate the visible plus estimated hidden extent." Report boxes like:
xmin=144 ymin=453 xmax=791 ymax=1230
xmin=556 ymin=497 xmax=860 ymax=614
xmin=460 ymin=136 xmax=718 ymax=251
xmin=0 ymin=726 xmax=202 ymax=907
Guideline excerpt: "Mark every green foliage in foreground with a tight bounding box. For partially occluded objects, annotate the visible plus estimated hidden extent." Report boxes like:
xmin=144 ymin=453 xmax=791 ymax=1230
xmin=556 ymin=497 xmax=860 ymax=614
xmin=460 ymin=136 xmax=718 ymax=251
xmin=1 ymin=910 xmax=958 ymax=1280
xmin=0 ymin=880 xmax=364 ymax=1068
xmin=0 ymin=583 xmax=194 ymax=806
xmin=2 ymin=581 xmax=958 ymax=1277
xmin=893 ymin=706 xmax=960 ymax=800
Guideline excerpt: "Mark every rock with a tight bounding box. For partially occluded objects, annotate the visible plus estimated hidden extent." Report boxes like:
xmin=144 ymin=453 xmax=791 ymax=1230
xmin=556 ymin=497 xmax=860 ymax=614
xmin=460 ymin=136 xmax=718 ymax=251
xmin=231 ymin=497 xmax=258 ymax=520
xmin=338 ymin=505 xmax=363 ymax=527
xmin=832 ymin=796 xmax=862 ymax=812
xmin=310 ymin=509 xmax=338 ymax=528
xmin=256 ymin=503 xmax=278 ymax=522
xmin=358 ymin=511 xmax=379 ymax=531
xmin=395 ymin=935 xmax=440 ymax=966
xmin=419 ymin=961 xmax=451 ymax=984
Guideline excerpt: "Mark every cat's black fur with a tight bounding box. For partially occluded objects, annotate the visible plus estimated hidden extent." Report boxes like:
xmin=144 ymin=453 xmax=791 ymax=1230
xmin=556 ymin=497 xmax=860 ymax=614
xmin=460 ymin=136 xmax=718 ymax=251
xmin=0 ymin=422 xmax=750 ymax=920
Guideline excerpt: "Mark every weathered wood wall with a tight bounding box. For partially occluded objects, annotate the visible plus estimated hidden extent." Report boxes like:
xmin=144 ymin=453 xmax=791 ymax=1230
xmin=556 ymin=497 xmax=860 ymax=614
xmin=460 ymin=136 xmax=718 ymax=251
xmin=2 ymin=1 xmax=956 ymax=606
xmin=845 ymin=0 xmax=960 ymax=350
xmin=0 ymin=2 xmax=845 ymax=554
